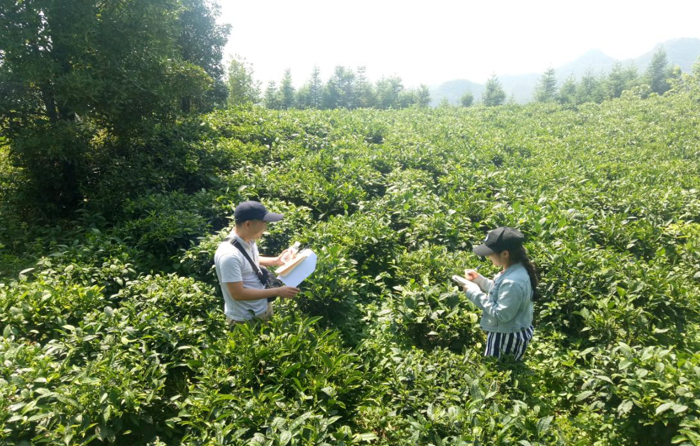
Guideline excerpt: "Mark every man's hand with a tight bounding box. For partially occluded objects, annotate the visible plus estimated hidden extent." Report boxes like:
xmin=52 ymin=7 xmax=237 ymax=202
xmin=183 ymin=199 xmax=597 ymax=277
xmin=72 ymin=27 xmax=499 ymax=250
xmin=276 ymin=286 xmax=300 ymax=299
xmin=274 ymin=248 xmax=294 ymax=266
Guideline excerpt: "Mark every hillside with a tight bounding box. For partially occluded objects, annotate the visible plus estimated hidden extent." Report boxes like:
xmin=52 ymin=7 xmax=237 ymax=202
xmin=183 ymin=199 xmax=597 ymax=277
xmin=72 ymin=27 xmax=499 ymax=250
xmin=431 ymin=37 xmax=700 ymax=105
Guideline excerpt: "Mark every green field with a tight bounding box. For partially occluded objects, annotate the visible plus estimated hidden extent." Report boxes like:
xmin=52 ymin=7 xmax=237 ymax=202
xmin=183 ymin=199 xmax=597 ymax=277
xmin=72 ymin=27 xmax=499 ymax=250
xmin=2 ymin=87 xmax=700 ymax=445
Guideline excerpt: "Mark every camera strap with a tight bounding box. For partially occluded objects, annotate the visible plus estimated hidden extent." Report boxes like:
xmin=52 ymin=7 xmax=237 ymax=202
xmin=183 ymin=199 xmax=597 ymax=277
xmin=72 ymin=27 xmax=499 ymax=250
xmin=230 ymin=239 xmax=267 ymax=287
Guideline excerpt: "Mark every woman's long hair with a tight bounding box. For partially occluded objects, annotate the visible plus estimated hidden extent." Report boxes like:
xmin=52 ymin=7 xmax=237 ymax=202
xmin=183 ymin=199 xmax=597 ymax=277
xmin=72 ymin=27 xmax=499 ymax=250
xmin=507 ymin=245 xmax=540 ymax=302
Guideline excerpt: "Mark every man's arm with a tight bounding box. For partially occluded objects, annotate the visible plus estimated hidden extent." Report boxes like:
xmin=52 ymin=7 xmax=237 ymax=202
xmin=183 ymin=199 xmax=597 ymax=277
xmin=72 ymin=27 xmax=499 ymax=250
xmin=226 ymin=281 xmax=277 ymax=301
xmin=259 ymin=248 xmax=292 ymax=267
xmin=259 ymin=256 xmax=283 ymax=267
xmin=226 ymin=282 xmax=301 ymax=300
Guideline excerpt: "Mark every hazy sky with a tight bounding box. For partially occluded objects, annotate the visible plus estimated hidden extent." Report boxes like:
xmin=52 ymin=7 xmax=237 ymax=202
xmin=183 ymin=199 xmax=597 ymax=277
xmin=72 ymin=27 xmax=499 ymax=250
xmin=219 ymin=0 xmax=700 ymax=87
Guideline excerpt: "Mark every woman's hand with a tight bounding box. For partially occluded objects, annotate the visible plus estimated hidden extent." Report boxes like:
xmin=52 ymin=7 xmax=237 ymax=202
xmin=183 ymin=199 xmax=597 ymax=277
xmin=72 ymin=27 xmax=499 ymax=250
xmin=464 ymin=269 xmax=483 ymax=281
xmin=462 ymin=280 xmax=481 ymax=295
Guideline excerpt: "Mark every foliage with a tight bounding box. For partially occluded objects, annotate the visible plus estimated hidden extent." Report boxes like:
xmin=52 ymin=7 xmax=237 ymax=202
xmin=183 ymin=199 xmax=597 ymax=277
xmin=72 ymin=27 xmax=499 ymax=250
xmin=0 ymin=0 xmax=229 ymax=214
xmin=265 ymin=66 xmax=431 ymax=111
xmin=534 ymin=68 xmax=558 ymax=103
xmin=460 ymin=91 xmax=474 ymax=107
xmin=2 ymin=70 xmax=700 ymax=445
xmin=226 ymin=56 xmax=262 ymax=107
xmin=483 ymin=74 xmax=506 ymax=106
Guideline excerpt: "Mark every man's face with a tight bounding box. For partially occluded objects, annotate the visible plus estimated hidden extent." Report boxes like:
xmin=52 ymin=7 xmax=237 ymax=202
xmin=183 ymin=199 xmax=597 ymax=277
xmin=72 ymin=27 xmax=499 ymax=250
xmin=247 ymin=219 xmax=268 ymax=240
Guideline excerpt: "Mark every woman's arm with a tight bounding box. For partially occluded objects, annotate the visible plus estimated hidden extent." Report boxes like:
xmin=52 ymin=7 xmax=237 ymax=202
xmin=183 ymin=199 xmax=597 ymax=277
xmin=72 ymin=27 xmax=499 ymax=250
xmin=465 ymin=270 xmax=494 ymax=292
xmin=473 ymin=276 xmax=494 ymax=293
xmin=464 ymin=280 xmax=524 ymax=323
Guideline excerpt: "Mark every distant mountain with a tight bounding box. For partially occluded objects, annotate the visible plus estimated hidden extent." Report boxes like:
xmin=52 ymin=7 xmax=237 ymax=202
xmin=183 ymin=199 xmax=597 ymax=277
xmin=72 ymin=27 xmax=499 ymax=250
xmin=556 ymin=49 xmax=618 ymax=79
xmin=431 ymin=79 xmax=485 ymax=106
xmin=430 ymin=37 xmax=700 ymax=105
xmin=631 ymin=38 xmax=700 ymax=73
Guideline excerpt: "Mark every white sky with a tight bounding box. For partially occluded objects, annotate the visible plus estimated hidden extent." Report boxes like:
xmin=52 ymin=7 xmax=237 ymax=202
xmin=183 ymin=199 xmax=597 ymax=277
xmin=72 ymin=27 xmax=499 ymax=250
xmin=218 ymin=0 xmax=700 ymax=87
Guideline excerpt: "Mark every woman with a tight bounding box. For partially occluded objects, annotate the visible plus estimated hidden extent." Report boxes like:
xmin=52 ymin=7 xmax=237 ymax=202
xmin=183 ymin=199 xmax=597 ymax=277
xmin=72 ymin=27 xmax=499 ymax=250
xmin=461 ymin=227 xmax=538 ymax=361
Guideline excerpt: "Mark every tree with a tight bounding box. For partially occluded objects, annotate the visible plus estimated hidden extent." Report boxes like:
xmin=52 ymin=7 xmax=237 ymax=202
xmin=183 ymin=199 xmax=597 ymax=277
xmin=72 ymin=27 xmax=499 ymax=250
xmin=308 ymin=67 xmax=324 ymax=109
xmin=295 ymin=85 xmax=311 ymax=109
xmin=297 ymin=66 xmax=323 ymax=109
xmin=646 ymin=47 xmax=671 ymax=95
xmin=0 ymin=0 xmax=222 ymax=213
xmin=226 ymin=56 xmax=260 ymax=106
xmin=534 ymin=68 xmax=557 ymax=103
xmin=460 ymin=91 xmax=474 ymax=107
xmin=483 ymin=74 xmax=506 ymax=107
xmin=327 ymin=66 xmax=357 ymax=109
xmin=605 ymin=62 xmax=638 ymax=99
xmin=176 ymin=0 xmax=231 ymax=112
xmin=355 ymin=66 xmax=376 ymax=108
xmin=375 ymin=76 xmax=404 ymax=109
xmin=415 ymin=85 xmax=432 ymax=108
xmin=279 ymin=69 xmax=296 ymax=109
xmin=576 ymin=69 xmax=604 ymax=104
xmin=398 ymin=89 xmax=417 ymax=108
xmin=263 ymin=81 xmax=281 ymax=109
xmin=557 ymin=75 xmax=577 ymax=105
xmin=324 ymin=66 xmax=356 ymax=109
xmin=665 ymin=65 xmax=683 ymax=91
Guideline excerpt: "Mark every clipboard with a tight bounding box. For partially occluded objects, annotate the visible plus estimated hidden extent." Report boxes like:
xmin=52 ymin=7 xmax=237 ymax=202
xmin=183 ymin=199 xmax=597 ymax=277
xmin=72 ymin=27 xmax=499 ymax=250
xmin=276 ymin=249 xmax=317 ymax=287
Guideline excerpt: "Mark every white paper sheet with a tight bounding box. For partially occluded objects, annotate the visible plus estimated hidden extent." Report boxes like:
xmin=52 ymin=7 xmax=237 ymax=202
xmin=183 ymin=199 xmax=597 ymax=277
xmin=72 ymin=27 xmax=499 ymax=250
xmin=277 ymin=249 xmax=317 ymax=287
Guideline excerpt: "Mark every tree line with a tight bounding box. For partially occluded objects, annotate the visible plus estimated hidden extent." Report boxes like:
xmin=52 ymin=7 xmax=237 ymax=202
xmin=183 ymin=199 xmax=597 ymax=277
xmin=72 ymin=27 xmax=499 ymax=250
xmin=455 ymin=47 xmax=686 ymax=108
xmin=227 ymin=60 xmax=432 ymax=110
xmin=532 ymin=47 xmax=683 ymax=105
xmin=230 ymin=46 xmax=690 ymax=111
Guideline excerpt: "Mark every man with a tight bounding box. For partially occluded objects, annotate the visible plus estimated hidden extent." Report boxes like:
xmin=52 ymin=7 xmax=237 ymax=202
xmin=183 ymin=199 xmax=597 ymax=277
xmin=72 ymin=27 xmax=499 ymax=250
xmin=214 ymin=201 xmax=300 ymax=325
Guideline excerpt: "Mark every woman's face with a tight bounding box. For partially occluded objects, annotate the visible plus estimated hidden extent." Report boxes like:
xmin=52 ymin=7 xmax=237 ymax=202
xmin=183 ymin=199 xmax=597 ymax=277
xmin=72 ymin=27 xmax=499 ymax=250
xmin=488 ymin=250 xmax=510 ymax=267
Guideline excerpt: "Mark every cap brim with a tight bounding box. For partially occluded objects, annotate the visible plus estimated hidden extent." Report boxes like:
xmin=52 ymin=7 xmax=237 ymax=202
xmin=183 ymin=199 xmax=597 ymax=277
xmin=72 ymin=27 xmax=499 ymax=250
xmin=473 ymin=244 xmax=494 ymax=256
xmin=263 ymin=212 xmax=284 ymax=222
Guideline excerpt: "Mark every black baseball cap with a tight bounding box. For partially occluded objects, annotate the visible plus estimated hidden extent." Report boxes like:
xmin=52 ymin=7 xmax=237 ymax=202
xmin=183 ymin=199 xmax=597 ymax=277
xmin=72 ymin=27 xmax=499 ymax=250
xmin=473 ymin=227 xmax=525 ymax=256
xmin=234 ymin=201 xmax=283 ymax=223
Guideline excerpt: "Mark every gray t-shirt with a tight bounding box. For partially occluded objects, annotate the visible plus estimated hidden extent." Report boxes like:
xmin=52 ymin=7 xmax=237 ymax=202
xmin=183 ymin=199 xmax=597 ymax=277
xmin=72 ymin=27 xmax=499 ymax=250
xmin=214 ymin=233 xmax=267 ymax=321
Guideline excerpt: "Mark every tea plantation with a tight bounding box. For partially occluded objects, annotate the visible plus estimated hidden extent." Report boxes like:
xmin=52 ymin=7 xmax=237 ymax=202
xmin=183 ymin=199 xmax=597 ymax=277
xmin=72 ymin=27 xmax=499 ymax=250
xmin=2 ymin=84 xmax=700 ymax=445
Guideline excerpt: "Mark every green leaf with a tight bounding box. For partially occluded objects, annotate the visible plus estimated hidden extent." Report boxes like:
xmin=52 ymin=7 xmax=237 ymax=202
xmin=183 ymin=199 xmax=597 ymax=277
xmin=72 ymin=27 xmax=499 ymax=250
xmin=356 ymin=432 xmax=378 ymax=442
xmin=596 ymin=375 xmax=613 ymax=384
xmin=618 ymin=400 xmax=634 ymax=416
xmin=536 ymin=416 xmax=553 ymax=435
xmin=656 ymin=402 xmax=674 ymax=415
xmin=279 ymin=430 xmax=292 ymax=446
xmin=576 ymin=391 xmax=594 ymax=402
xmin=672 ymin=404 xmax=688 ymax=414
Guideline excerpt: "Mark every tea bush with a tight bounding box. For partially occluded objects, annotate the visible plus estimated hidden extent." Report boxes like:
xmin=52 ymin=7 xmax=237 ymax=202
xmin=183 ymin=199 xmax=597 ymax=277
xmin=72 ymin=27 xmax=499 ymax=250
xmin=2 ymin=81 xmax=700 ymax=444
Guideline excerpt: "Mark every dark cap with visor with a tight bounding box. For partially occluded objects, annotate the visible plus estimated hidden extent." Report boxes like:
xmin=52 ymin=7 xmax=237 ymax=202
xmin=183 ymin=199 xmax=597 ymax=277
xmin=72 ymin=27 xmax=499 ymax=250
xmin=473 ymin=227 xmax=525 ymax=256
xmin=234 ymin=201 xmax=283 ymax=223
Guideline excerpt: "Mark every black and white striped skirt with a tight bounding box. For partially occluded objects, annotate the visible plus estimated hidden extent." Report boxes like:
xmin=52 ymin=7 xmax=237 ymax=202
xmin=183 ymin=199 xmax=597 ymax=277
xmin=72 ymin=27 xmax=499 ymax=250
xmin=484 ymin=326 xmax=534 ymax=361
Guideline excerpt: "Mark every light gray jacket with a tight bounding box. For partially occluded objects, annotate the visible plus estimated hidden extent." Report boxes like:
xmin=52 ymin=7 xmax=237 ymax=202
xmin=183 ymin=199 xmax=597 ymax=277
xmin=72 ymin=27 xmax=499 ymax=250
xmin=465 ymin=263 xmax=534 ymax=333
